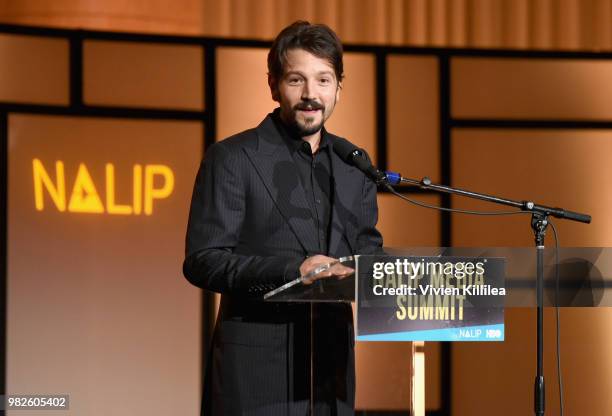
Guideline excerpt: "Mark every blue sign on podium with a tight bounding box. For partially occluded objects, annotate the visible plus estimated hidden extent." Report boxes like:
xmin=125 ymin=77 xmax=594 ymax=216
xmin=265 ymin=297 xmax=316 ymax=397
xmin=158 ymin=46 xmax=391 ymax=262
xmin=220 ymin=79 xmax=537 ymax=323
xmin=355 ymin=256 xmax=506 ymax=341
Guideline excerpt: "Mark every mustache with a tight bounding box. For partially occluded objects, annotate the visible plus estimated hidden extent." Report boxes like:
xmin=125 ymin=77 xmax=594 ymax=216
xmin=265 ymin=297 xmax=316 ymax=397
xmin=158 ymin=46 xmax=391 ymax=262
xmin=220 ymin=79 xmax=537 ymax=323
xmin=294 ymin=100 xmax=324 ymax=111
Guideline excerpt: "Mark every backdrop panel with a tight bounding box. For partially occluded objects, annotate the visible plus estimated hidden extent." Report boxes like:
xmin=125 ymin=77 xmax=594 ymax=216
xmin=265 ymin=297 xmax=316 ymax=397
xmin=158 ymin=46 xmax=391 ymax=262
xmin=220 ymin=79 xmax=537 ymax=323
xmin=0 ymin=33 xmax=68 ymax=105
xmin=452 ymin=58 xmax=612 ymax=120
xmin=7 ymin=114 xmax=202 ymax=416
xmin=83 ymin=40 xmax=204 ymax=110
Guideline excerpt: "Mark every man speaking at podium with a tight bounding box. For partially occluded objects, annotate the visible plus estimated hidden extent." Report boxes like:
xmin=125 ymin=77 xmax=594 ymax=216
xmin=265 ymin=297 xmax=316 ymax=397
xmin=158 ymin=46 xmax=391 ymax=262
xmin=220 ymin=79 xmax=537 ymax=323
xmin=183 ymin=21 xmax=383 ymax=415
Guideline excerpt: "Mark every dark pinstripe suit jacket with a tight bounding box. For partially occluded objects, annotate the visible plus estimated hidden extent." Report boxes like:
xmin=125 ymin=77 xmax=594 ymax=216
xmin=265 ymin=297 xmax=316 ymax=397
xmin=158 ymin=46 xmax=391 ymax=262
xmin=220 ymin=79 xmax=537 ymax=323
xmin=183 ymin=112 xmax=383 ymax=415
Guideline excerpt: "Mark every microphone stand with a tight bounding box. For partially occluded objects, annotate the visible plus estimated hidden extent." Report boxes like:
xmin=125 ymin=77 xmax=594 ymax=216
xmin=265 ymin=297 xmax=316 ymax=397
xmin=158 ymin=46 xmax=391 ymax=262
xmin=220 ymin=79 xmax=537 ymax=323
xmin=384 ymin=174 xmax=591 ymax=416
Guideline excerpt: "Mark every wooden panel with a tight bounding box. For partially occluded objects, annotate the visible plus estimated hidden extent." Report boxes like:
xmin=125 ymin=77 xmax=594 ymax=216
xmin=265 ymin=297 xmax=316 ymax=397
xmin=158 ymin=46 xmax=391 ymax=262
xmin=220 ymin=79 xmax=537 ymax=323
xmin=84 ymin=40 xmax=203 ymax=110
xmin=377 ymin=193 xmax=441 ymax=247
xmin=216 ymin=47 xmax=275 ymax=140
xmin=425 ymin=341 xmax=441 ymax=410
xmin=357 ymin=340 xmax=441 ymax=411
xmin=452 ymin=58 xmax=612 ymax=120
xmin=0 ymin=34 xmax=68 ymax=105
xmin=325 ymin=52 xmax=377 ymax=160
xmin=387 ymin=55 xmax=439 ymax=182
xmin=355 ymin=342 xmax=412 ymax=410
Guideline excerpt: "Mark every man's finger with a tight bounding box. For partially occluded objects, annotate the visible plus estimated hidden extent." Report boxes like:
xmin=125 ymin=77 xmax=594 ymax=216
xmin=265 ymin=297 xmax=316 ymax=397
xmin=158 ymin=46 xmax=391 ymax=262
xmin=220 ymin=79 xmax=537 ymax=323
xmin=330 ymin=265 xmax=354 ymax=274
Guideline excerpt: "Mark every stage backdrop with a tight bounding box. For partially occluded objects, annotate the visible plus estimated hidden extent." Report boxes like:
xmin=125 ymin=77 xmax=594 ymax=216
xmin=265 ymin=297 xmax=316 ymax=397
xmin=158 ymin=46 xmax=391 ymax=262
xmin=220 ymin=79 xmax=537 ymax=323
xmin=2 ymin=25 xmax=612 ymax=416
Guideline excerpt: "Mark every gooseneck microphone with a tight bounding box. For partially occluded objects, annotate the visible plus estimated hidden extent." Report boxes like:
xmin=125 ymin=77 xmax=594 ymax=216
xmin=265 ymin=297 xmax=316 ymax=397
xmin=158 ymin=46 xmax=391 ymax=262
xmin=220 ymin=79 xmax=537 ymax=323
xmin=332 ymin=139 xmax=388 ymax=185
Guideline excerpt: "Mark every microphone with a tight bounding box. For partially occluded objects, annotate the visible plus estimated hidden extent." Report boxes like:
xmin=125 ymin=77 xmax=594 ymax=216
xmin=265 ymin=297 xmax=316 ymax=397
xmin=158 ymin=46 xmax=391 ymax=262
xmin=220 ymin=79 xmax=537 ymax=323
xmin=333 ymin=139 xmax=388 ymax=185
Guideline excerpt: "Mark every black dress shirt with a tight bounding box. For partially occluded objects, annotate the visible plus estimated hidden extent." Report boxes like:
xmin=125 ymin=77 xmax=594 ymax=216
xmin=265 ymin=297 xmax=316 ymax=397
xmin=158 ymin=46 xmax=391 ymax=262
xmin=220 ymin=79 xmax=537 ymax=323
xmin=272 ymin=110 xmax=333 ymax=256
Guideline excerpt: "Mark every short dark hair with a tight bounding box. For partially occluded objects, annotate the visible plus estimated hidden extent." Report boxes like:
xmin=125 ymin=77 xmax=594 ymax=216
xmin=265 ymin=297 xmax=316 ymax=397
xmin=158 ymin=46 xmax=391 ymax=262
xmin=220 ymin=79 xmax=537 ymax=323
xmin=268 ymin=21 xmax=344 ymax=86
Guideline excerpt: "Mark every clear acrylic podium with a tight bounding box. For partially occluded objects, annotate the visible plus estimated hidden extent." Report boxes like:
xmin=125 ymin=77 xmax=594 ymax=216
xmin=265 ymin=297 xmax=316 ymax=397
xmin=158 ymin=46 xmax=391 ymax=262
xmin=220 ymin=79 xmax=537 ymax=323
xmin=265 ymin=256 xmax=423 ymax=416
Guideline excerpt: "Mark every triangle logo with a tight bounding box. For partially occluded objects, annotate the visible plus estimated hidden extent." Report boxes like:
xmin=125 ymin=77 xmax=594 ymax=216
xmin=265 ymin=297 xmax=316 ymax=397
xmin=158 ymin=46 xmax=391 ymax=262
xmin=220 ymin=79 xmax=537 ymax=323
xmin=68 ymin=163 xmax=105 ymax=213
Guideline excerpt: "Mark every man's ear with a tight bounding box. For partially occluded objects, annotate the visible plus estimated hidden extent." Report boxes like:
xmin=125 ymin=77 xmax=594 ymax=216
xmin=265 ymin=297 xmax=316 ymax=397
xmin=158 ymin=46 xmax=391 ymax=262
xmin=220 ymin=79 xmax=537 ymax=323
xmin=268 ymin=74 xmax=280 ymax=102
xmin=335 ymin=81 xmax=342 ymax=103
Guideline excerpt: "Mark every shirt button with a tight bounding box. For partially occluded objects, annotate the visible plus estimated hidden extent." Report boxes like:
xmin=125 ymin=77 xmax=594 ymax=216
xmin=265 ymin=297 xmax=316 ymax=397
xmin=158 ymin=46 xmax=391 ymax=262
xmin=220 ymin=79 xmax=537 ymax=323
xmin=316 ymin=199 xmax=321 ymax=204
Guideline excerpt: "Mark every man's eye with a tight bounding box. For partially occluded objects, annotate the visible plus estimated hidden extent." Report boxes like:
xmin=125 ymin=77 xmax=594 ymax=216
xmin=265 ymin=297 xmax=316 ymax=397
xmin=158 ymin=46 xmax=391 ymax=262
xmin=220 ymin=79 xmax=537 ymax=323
xmin=319 ymin=78 xmax=331 ymax=84
xmin=287 ymin=77 xmax=302 ymax=84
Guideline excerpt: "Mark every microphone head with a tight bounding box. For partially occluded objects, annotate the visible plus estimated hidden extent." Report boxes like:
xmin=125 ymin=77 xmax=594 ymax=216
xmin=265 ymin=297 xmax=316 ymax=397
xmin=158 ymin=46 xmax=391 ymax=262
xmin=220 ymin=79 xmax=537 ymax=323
xmin=333 ymin=138 xmax=388 ymax=186
xmin=332 ymin=139 xmax=364 ymax=164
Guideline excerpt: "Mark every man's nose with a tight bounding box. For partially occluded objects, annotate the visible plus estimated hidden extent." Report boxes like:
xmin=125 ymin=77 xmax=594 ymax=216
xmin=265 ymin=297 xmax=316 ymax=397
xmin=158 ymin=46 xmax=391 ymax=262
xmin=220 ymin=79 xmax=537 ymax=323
xmin=301 ymin=80 xmax=317 ymax=100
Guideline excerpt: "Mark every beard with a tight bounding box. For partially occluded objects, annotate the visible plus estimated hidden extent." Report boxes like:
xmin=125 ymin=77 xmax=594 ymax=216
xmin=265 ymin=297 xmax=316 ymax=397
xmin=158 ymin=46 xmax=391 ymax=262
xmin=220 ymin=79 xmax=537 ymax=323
xmin=291 ymin=113 xmax=324 ymax=136
xmin=285 ymin=100 xmax=327 ymax=137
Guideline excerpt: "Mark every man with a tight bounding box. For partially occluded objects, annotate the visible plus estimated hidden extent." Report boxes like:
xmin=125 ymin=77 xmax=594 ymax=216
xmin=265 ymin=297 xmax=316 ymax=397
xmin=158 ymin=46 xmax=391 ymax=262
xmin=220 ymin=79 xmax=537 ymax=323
xmin=183 ymin=21 xmax=383 ymax=415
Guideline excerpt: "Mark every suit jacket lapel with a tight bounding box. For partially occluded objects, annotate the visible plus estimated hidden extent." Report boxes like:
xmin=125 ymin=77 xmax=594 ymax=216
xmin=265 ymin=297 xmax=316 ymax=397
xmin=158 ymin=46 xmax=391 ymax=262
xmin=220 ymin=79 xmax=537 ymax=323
xmin=243 ymin=115 xmax=319 ymax=255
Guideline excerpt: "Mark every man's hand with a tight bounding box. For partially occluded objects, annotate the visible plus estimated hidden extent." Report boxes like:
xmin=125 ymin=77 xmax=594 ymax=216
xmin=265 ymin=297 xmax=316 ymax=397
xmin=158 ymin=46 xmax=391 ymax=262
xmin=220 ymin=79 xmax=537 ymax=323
xmin=299 ymin=255 xmax=354 ymax=285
